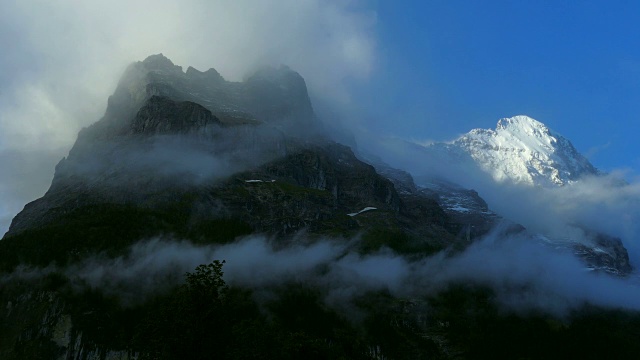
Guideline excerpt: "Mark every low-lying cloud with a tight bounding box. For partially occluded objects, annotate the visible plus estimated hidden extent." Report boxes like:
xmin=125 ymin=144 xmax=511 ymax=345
xmin=459 ymin=173 xmax=640 ymax=266
xmin=364 ymin=135 xmax=640 ymax=268
xmin=413 ymin=228 xmax=640 ymax=315
xmin=6 ymin=231 xmax=640 ymax=315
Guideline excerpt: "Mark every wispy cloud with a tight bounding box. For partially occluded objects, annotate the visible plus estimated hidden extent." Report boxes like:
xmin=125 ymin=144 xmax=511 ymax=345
xmin=584 ymin=141 xmax=611 ymax=159
xmin=6 ymin=233 xmax=640 ymax=315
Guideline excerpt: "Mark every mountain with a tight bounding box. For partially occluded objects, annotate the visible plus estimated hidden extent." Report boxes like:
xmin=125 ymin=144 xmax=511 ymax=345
xmin=408 ymin=115 xmax=630 ymax=275
xmin=426 ymin=115 xmax=599 ymax=187
xmin=4 ymin=55 xmax=313 ymax=237
xmin=3 ymin=54 xmax=457 ymax=254
xmin=0 ymin=55 xmax=472 ymax=358
xmin=0 ymin=55 xmax=638 ymax=359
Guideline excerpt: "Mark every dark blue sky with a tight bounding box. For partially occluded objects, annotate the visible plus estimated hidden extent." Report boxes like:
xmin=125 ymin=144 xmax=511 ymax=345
xmin=350 ymin=0 xmax=640 ymax=172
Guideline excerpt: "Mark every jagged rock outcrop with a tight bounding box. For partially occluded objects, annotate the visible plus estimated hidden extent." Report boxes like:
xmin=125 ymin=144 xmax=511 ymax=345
xmin=130 ymin=96 xmax=221 ymax=134
xmin=549 ymin=232 xmax=633 ymax=276
xmin=418 ymin=178 xmax=505 ymax=240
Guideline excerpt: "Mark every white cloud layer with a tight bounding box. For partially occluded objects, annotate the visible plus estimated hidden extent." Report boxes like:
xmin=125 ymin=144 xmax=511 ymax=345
xmin=6 ymin=234 xmax=640 ymax=315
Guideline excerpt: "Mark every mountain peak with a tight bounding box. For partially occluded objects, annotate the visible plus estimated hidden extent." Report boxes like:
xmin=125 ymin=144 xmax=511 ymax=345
xmin=100 ymin=54 xmax=319 ymax=134
xmin=496 ymin=115 xmax=548 ymax=131
xmin=488 ymin=115 xmax=557 ymax=156
xmin=439 ymin=115 xmax=599 ymax=186
xmin=141 ymin=53 xmax=183 ymax=73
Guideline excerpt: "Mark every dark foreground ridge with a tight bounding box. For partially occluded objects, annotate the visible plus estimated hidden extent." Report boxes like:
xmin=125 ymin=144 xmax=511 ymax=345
xmin=0 ymin=54 xmax=638 ymax=359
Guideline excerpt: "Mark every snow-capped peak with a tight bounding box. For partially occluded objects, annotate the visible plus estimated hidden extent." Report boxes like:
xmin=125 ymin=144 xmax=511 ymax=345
xmin=448 ymin=115 xmax=598 ymax=186
xmin=497 ymin=114 xmax=547 ymax=130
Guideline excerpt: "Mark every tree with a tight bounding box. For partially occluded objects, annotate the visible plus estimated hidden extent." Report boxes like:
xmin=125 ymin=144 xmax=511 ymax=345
xmin=136 ymin=260 xmax=230 ymax=360
xmin=185 ymin=260 xmax=228 ymax=309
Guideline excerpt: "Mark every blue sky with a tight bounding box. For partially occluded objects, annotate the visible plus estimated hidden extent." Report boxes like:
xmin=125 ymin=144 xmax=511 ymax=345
xmin=351 ymin=0 xmax=640 ymax=172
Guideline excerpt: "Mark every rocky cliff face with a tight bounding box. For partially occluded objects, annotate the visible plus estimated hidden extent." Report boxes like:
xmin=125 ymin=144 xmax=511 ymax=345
xmin=130 ymin=96 xmax=220 ymax=134
xmin=418 ymin=178 xmax=505 ymax=240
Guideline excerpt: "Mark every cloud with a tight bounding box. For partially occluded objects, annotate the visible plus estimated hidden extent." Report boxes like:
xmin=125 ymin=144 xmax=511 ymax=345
xmin=413 ymin=227 xmax=640 ymax=315
xmin=58 ymin=128 xmax=285 ymax=191
xmin=0 ymin=0 xmax=377 ymax=235
xmin=9 ymin=236 xmax=352 ymax=305
xmin=584 ymin=141 xmax=611 ymax=159
xmin=6 ymin=233 xmax=640 ymax=315
xmin=453 ymin=172 xmax=640 ymax=267
xmin=0 ymin=0 xmax=376 ymax=151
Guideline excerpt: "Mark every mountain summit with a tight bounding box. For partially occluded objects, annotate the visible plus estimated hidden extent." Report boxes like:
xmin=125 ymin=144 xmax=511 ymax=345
xmin=449 ymin=115 xmax=598 ymax=186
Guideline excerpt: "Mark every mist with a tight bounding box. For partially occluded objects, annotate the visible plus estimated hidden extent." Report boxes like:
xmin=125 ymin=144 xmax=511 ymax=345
xmin=54 ymin=124 xmax=288 ymax=194
xmin=359 ymin=133 xmax=640 ymax=270
xmin=413 ymin=226 xmax=640 ymax=315
xmin=6 ymin=230 xmax=640 ymax=316
xmin=446 ymin=171 xmax=640 ymax=267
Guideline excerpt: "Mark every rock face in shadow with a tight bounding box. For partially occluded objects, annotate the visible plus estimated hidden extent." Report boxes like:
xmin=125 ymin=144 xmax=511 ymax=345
xmin=571 ymin=233 xmax=632 ymax=276
xmin=130 ymin=96 xmax=221 ymax=134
